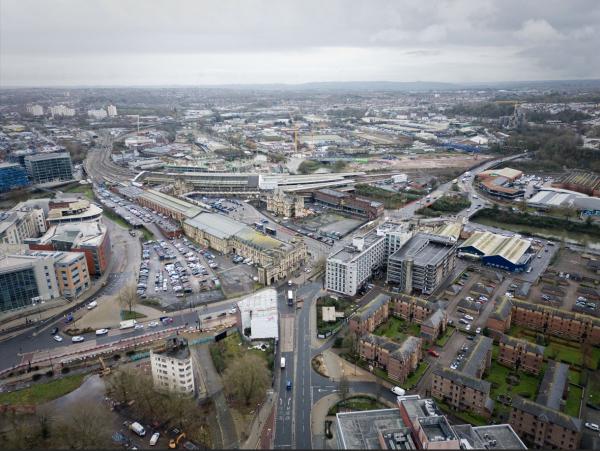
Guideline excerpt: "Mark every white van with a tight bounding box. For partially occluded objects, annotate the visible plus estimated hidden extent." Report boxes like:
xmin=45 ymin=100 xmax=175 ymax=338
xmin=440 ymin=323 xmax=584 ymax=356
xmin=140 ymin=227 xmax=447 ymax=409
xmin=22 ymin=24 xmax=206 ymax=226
xmin=280 ymin=357 xmax=286 ymax=369
xmin=130 ymin=422 xmax=146 ymax=437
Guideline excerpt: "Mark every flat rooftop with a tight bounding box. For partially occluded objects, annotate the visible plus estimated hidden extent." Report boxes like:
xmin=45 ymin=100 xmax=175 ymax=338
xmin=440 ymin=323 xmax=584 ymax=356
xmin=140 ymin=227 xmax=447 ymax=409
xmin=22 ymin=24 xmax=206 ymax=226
xmin=139 ymin=189 xmax=204 ymax=218
xmin=453 ymin=424 xmax=527 ymax=449
xmin=329 ymin=227 xmax=386 ymax=263
xmin=389 ymin=232 xmax=455 ymax=267
xmin=336 ymin=409 xmax=411 ymax=450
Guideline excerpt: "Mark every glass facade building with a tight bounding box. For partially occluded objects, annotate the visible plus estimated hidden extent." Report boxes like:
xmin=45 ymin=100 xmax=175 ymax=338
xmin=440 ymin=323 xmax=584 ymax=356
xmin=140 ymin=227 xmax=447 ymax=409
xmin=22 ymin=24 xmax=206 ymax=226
xmin=0 ymin=162 xmax=30 ymax=192
xmin=24 ymin=152 xmax=73 ymax=184
xmin=0 ymin=267 xmax=39 ymax=312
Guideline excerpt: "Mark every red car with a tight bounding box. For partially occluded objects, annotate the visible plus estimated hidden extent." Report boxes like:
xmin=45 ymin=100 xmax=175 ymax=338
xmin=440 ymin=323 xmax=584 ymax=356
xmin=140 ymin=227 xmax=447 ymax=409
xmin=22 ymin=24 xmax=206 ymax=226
xmin=427 ymin=348 xmax=440 ymax=358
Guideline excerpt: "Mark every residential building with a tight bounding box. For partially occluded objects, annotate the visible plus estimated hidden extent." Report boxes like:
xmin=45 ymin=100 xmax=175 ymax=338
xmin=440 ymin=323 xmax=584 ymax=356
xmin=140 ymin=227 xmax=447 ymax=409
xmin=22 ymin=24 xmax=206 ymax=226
xmin=184 ymin=213 xmax=306 ymax=285
xmin=458 ymin=230 xmax=532 ymax=272
xmin=358 ymin=333 xmax=422 ymax=384
xmin=24 ymin=152 xmax=73 ymax=184
xmin=509 ymin=361 xmax=581 ymax=449
xmin=430 ymin=336 xmax=494 ymax=417
xmin=26 ymin=104 xmax=44 ymax=116
xmin=486 ymin=297 xmax=600 ymax=345
xmin=107 ymin=104 xmax=118 ymax=117
xmin=452 ymin=424 xmax=527 ymax=450
xmin=236 ymin=289 xmax=278 ymax=341
xmin=0 ymin=162 xmax=30 ymax=192
xmin=46 ymin=198 xmax=103 ymax=224
xmin=498 ymin=334 xmax=545 ymax=375
xmin=0 ymin=205 xmax=46 ymax=244
xmin=392 ymin=294 xmax=438 ymax=324
xmin=349 ymin=293 xmax=390 ymax=335
xmin=48 ymin=105 xmax=76 ymax=117
xmin=266 ymin=189 xmax=305 ymax=218
xmin=27 ymin=221 xmax=111 ymax=276
xmin=150 ymin=337 xmax=195 ymax=396
xmin=387 ymin=232 xmax=456 ymax=295
xmin=420 ymin=309 xmax=447 ymax=344
xmin=314 ymin=188 xmax=384 ymax=219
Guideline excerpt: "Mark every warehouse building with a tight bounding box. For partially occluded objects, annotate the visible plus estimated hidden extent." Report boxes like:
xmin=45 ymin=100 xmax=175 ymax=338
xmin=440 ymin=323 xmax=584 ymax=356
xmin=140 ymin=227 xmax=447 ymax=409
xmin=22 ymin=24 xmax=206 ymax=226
xmin=458 ymin=230 xmax=531 ymax=272
xmin=553 ymin=171 xmax=600 ymax=197
xmin=184 ymin=213 xmax=306 ymax=285
xmin=387 ymin=233 xmax=457 ymax=295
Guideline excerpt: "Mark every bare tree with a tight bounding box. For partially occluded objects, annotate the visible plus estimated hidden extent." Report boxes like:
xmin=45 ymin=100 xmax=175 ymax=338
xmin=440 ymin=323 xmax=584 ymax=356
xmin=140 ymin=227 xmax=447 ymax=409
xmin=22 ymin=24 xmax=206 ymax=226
xmin=338 ymin=374 xmax=350 ymax=402
xmin=223 ymin=354 xmax=270 ymax=406
xmin=118 ymin=283 xmax=139 ymax=313
xmin=55 ymin=401 xmax=113 ymax=449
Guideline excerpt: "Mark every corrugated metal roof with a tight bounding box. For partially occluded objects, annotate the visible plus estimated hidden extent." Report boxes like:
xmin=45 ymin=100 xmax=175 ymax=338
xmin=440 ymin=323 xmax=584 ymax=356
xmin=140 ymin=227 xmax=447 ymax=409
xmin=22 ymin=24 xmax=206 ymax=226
xmin=459 ymin=231 xmax=530 ymax=265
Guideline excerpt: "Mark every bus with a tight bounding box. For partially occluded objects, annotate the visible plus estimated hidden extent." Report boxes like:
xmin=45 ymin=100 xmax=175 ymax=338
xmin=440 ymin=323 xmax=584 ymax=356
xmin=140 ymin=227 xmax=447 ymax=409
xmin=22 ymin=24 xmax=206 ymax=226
xmin=265 ymin=226 xmax=277 ymax=236
xmin=287 ymin=290 xmax=294 ymax=306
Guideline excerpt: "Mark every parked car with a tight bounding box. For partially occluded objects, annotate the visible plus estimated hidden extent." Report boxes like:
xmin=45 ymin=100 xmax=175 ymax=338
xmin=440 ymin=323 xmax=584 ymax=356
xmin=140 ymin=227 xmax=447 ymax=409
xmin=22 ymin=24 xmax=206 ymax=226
xmin=585 ymin=422 xmax=599 ymax=431
xmin=148 ymin=321 xmax=159 ymax=328
xmin=391 ymin=386 xmax=406 ymax=396
xmin=51 ymin=327 xmax=59 ymax=335
xmin=463 ymin=314 xmax=474 ymax=321
xmin=475 ymin=327 xmax=482 ymax=334
xmin=71 ymin=335 xmax=85 ymax=343
xmin=427 ymin=348 xmax=440 ymax=358
xmin=149 ymin=432 xmax=160 ymax=446
xmin=53 ymin=335 xmax=63 ymax=342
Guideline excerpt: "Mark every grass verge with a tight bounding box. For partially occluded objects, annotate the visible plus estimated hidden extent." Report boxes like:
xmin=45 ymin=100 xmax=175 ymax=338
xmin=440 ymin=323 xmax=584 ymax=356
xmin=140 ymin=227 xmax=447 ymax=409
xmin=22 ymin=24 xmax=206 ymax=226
xmin=0 ymin=374 xmax=85 ymax=405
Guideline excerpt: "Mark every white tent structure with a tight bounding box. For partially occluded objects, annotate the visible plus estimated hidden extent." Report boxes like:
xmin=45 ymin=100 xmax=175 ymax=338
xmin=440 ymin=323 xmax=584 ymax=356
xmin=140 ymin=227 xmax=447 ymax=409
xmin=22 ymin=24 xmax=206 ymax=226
xmin=237 ymin=288 xmax=279 ymax=341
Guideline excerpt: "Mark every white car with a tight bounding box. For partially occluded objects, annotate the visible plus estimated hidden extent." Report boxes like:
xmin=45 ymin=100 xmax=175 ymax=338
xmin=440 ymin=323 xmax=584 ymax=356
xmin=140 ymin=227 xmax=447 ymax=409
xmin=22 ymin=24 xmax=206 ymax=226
xmin=95 ymin=328 xmax=109 ymax=336
xmin=134 ymin=323 xmax=145 ymax=329
xmin=585 ymin=422 xmax=599 ymax=431
xmin=71 ymin=335 xmax=85 ymax=343
xmin=149 ymin=432 xmax=160 ymax=446
xmin=464 ymin=315 xmax=474 ymax=321
xmin=476 ymin=327 xmax=482 ymax=334
xmin=465 ymin=324 xmax=472 ymax=331
xmin=228 ymin=307 xmax=237 ymax=314
xmin=148 ymin=321 xmax=159 ymax=328
xmin=86 ymin=300 xmax=98 ymax=310
xmin=391 ymin=386 xmax=406 ymax=396
xmin=53 ymin=335 xmax=63 ymax=342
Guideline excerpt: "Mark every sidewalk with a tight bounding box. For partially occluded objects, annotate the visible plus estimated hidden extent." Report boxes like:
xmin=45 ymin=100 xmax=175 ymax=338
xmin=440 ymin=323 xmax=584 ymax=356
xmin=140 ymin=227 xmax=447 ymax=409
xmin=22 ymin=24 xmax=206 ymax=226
xmin=320 ymin=349 xmax=376 ymax=383
xmin=242 ymin=390 xmax=275 ymax=449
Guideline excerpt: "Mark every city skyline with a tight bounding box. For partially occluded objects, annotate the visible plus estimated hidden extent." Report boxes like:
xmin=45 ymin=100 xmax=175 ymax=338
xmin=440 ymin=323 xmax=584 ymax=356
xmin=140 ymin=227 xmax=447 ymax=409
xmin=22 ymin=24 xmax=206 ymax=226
xmin=1 ymin=0 xmax=600 ymax=87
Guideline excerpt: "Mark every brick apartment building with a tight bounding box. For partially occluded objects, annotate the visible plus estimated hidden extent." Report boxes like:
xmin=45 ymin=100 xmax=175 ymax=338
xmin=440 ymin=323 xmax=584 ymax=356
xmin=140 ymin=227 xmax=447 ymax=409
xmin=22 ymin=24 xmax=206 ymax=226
xmin=358 ymin=333 xmax=422 ymax=384
xmin=430 ymin=336 xmax=494 ymax=417
xmin=498 ymin=334 xmax=545 ymax=375
xmin=509 ymin=361 xmax=582 ymax=449
xmin=349 ymin=293 xmax=390 ymax=335
xmin=392 ymin=294 xmax=437 ymax=324
xmin=420 ymin=309 xmax=447 ymax=344
xmin=487 ymin=297 xmax=600 ymax=345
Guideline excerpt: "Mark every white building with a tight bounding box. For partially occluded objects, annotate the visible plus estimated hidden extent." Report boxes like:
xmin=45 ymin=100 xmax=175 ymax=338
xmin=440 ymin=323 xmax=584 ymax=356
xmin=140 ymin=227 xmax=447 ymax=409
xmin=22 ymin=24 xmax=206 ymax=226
xmin=26 ymin=104 xmax=44 ymax=116
xmin=237 ymin=288 xmax=278 ymax=341
xmin=0 ymin=205 xmax=46 ymax=245
xmin=150 ymin=337 xmax=195 ymax=396
xmin=392 ymin=173 xmax=408 ymax=184
xmin=88 ymin=109 xmax=108 ymax=120
xmin=49 ymin=105 xmax=76 ymax=117
xmin=326 ymin=222 xmax=412 ymax=296
xmin=106 ymin=104 xmax=118 ymax=117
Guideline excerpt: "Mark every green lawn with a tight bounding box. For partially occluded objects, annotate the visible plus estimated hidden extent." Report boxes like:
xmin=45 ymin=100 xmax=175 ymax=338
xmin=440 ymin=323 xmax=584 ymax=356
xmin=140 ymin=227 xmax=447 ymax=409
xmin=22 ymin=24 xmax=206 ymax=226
xmin=545 ymin=342 xmax=583 ymax=367
xmin=64 ymin=183 xmax=94 ymax=200
xmin=209 ymin=331 xmax=273 ymax=374
xmin=435 ymin=326 xmax=455 ymax=347
xmin=121 ymin=310 xmax=147 ymax=320
xmin=316 ymin=296 xmax=355 ymax=335
xmin=103 ymin=209 xmax=130 ymax=229
xmin=405 ymin=362 xmax=429 ymax=389
xmin=587 ymin=374 xmax=600 ymax=408
xmin=568 ymin=369 xmax=581 ymax=385
xmin=374 ymin=316 xmax=420 ymax=341
xmin=327 ymin=395 xmax=386 ymax=415
xmin=140 ymin=227 xmax=155 ymax=242
xmin=565 ymin=384 xmax=582 ymax=417
xmin=435 ymin=399 xmax=487 ymax=426
xmin=486 ymin=360 xmax=541 ymax=402
xmin=0 ymin=374 xmax=85 ymax=405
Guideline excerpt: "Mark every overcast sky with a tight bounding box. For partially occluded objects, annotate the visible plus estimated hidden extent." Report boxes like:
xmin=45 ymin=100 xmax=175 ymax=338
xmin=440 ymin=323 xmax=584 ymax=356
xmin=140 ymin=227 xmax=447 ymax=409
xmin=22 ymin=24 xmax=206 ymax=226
xmin=1 ymin=0 xmax=599 ymax=87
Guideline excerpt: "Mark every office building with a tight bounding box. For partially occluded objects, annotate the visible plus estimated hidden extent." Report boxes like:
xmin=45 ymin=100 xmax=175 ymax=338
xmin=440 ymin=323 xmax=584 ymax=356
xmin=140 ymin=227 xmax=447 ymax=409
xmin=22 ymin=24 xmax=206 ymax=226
xmin=509 ymin=361 xmax=581 ymax=449
xmin=0 ymin=162 xmax=30 ymax=192
xmin=26 ymin=104 xmax=44 ymax=116
xmin=150 ymin=337 xmax=195 ymax=396
xmin=0 ymin=204 xmax=46 ymax=244
xmin=0 ymin=251 xmax=81 ymax=311
xmin=184 ymin=213 xmax=306 ymax=285
xmin=24 ymin=152 xmax=74 ymax=184
xmin=49 ymin=105 xmax=75 ymax=117
xmin=387 ymin=233 xmax=456 ymax=295
xmin=266 ymin=189 xmax=305 ymax=218
xmin=27 ymin=222 xmax=111 ymax=276
xmin=458 ymin=230 xmax=531 ymax=272
xmin=107 ymin=104 xmax=118 ymax=117
xmin=336 ymin=409 xmax=415 ymax=450
xmin=314 ymin=188 xmax=384 ymax=219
